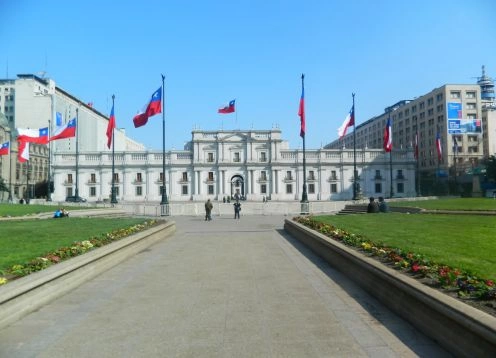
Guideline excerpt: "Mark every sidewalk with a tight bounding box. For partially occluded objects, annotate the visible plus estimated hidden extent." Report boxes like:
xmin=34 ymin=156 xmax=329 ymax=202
xmin=0 ymin=215 xmax=448 ymax=357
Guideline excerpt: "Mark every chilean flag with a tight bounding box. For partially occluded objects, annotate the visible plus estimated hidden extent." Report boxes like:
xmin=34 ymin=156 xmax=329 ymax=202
xmin=18 ymin=140 xmax=29 ymax=162
xmin=106 ymin=104 xmax=116 ymax=149
xmin=298 ymin=81 xmax=305 ymax=138
xmin=218 ymin=100 xmax=235 ymax=114
xmin=17 ymin=127 xmax=49 ymax=144
xmin=436 ymin=132 xmax=442 ymax=161
xmin=133 ymin=87 xmax=162 ymax=128
xmin=383 ymin=117 xmax=392 ymax=152
xmin=338 ymin=106 xmax=355 ymax=139
xmin=50 ymin=118 xmax=76 ymax=142
xmin=0 ymin=141 xmax=9 ymax=156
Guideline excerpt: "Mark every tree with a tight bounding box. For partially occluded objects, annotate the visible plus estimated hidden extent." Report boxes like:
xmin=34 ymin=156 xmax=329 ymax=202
xmin=484 ymin=155 xmax=496 ymax=182
xmin=0 ymin=177 xmax=8 ymax=192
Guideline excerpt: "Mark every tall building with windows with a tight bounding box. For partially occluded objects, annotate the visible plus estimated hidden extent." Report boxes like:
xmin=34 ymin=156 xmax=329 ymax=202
xmin=325 ymin=68 xmax=496 ymax=195
xmin=0 ymin=74 xmax=143 ymax=201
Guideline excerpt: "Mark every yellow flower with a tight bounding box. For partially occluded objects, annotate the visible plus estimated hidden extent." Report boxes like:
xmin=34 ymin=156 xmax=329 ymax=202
xmin=0 ymin=277 xmax=7 ymax=285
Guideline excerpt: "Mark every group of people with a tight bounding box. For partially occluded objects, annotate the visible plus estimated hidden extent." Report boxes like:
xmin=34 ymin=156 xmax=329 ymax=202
xmin=204 ymin=199 xmax=242 ymax=221
xmin=367 ymin=197 xmax=389 ymax=213
xmin=53 ymin=207 xmax=69 ymax=218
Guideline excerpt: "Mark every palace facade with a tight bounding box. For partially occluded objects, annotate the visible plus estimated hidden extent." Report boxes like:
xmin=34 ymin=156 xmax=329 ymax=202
xmin=52 ymin=129 xmax=417 ymax=203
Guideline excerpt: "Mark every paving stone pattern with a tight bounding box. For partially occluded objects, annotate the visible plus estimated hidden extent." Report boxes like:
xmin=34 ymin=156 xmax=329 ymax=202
xmin=0 ymin=215 xmax=449 ymax=357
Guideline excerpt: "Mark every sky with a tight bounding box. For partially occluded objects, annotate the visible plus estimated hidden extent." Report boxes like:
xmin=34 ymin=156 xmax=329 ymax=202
xmin=2 ymin=0 xmax=495 ymax=151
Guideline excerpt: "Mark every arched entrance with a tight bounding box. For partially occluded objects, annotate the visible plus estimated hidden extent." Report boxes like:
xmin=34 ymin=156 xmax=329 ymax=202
xmin=230 ymin=175 xmax=245 ymax=200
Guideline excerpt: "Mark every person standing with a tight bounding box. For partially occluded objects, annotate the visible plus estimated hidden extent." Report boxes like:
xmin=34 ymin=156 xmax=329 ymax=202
xmin=233 ymin=201 xmax=241 ymax=219
xmin=367 ymin=197 xmax=379 ymax=213
xmin=378 ymin=197 xmax=389 ymax=213
xmin=205 ymin=199 xmax=213 ymax=221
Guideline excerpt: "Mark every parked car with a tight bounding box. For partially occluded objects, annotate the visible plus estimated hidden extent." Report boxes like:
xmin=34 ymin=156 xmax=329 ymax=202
xmin=65 ymin=195 xmax=87 ymax=203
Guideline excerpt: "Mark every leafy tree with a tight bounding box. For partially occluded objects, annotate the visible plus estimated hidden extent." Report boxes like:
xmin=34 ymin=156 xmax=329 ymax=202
xmin=485 ymin=155 xmax=496 ymax=182
xmin=0 ymin=177 xmax=8 ymax=192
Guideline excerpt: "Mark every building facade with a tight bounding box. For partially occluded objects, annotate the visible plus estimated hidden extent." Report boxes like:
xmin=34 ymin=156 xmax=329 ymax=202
xmin=52 ymin=129 xmax=417 ymax=203
xmin=0 ymin=74 xmax=143 ymax=201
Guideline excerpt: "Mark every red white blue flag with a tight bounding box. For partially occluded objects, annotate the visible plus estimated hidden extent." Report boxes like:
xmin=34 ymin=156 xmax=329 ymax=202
xmin=50 ymin=118 xmax=76 ymax=142
xmin=338 ymin=106 xmax=355 ymax=139
xmin=133 ymin=87 xmax=162 ymax=128
xmin=436 ymin=132 xmax=442 ymax=160
xmin=383 ymin=117 xmax=392 ymax=152
xmin=17 ymin=127 xmax=49 ymax=145
xmin=106 ymin=105 xmax=116 ymax=148
xmin=298 ymin=79 xmax=305 ymax=138
xmin=218 ymin=100 xmax=235 ymax=114
xmin=18 ymin=141 xmax=29 ymax=162
xmin=0 ymin=141 xmax=9 ymax=156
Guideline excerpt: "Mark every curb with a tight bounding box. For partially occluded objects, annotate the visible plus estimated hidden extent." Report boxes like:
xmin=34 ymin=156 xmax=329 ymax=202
xmin=0 ymin=221 xmax=176 ymax=330
xmin=284 ymin=219 xmax=496 ymax=357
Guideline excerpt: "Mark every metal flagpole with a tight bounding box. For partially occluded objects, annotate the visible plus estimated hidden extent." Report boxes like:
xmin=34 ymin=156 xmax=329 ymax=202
xmin=389 ymin=149 xmax=394 ymax=198
xmin=75 ymin=107 xmax=79 ymax=198
xmin=160 ymin=74 xmax=169 ymax=212
xmin=300 ymin=74 xmax=308 ymax=204
xmin=352 ymin=93 xmax=358 ymax=200
xmin=110 ymin=95 xmax=117 ymax=204
xmin=8 ymin=128 xmax=12 ymax=202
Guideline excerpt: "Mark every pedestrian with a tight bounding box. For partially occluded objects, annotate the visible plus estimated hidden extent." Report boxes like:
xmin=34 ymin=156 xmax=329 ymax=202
xmin=378 ymin=197 xmax=389 ymax=213
xmin=205 ymin=199 xmax=213 ymax=221
xmin=233 ymin=201 xmax=241 ymax=219
xmin=367 ymin=197 xmax=379 ymax=213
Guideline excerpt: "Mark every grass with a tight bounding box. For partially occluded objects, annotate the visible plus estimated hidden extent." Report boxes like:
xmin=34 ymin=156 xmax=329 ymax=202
xmin=0 ymin=203 xmax=88 ymax=217
xmin=390 ymin=197 xmax=496 ymax=211
xmin=314 ymin=213 xmax=496 ymax=279
xmin=0 ymin=218 xmax=146 ymax=272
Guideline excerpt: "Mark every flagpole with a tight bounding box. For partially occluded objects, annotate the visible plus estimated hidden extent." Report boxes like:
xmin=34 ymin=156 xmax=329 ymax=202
xmin=389 ymin=149 xmax=394 ymax=198
xmin=160 ymin=74 xmax=169 ymax=208
xmin=46 ymin=93 xmax=54 ymax=202
xmin=416 ymin=127 xmax=421 ymax=196
xmin=26 ymin=158 xmax=30 ymax=203
xmin=110 ymin=94 xmax=117 ymax=205
xmin=7 ymin=128 xmax=12 ymax=202
xmin=75 ymin=107 xmax=79 ymax=198
xmin=300 ymin=74 xmax=308 ymax=204
xmin=453 ymin=135 xmax=458 ymax=194
xmin=352 ymin=93 xmax=358 ymax=200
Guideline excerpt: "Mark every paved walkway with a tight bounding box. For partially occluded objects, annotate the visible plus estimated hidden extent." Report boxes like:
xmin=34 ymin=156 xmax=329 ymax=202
xmin=0 ymin=215 xmax=449 ymax=357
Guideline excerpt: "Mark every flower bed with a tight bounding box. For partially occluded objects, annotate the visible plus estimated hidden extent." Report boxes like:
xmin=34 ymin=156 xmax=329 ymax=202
xmin=0 ymin=220 xmax=157 ymax=285
xmin=293 ymin=216 xmax=496 ymax=314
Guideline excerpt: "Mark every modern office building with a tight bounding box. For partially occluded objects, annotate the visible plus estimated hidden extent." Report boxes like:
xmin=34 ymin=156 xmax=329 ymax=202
xmin=0 ymin=74 xmax=143 ymax=201
xmin=326 ymin=67 xmax=495 ymax=193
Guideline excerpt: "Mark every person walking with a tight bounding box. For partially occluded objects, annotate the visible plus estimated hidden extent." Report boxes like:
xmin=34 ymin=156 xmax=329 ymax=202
xmin=233 ymin=201 xmax=241 ymax=219
xmin=205 ymin=199 xmax=213 ymax=221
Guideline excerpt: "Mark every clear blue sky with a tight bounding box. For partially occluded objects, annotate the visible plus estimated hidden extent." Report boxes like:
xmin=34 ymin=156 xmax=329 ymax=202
xmin=2 ymin=0 xmax=495 ymax=151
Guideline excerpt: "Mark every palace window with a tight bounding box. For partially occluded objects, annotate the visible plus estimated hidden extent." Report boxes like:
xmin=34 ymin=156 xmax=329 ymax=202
xmin=208 ymin=185 xmax=214 ymax=195
xmin=182 ymin=172 xmax=188 ymax=181
xmin=286 ymin=184 xmax=292 ymax=194
xmin=331 ymin=183 xmax=337 ymax=193
xmin=308 ymin=183 xmax=315 ymax=194
xmin=260 ymin=152 xmax=267 ymax=162
xmin=375 ymin=183 xmax=382 ymax=193
xmin=207 ymin=152 xmax=214 ymax=163
xmin=233 ymin=152 xmax=240 ymax=162
xmin=182 ymin=185 xmax=188 ymax=195
xmin=136 ymin=186 xmax=143 ymax=196
xmin=261 ymin=184 xmax=267 ymax=194
xmin=90 ymin=173 xmax=96 ymax=183
xmin=67 ymin=173 xmax=73 ymax=183
xmin=90 ymin=187 xmax=96 ymax=197
xmin=208 ymin=171 xmax=214 ymax=181
xmin=136 ymin=172 xmax=142 ymax=182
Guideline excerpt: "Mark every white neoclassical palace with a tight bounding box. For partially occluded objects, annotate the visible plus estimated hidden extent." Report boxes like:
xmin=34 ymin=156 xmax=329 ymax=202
xmin=52 ymin=129 xmax=417 ymax=203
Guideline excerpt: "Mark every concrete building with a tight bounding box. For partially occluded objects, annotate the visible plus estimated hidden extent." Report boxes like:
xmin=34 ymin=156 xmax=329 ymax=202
xmin=51 ymin=129 xmax=417 ymax=203
xmin=0 ymin=74 xmax=143 ymax=201
xmin=326 ymin=67 xmax=496 ymax=194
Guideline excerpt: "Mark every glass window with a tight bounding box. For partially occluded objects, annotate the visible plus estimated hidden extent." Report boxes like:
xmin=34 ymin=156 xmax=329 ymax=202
xmin=136 ymin=186 xmax=143 ymax=196
xmin=182 ymin=172 xmax=188 ymax=181
xmin=308 ymin=183 xmax=315 ymax=194
xmin=90 ymin=187 xmax=96 ymax=197
xmin=466 ymin=91 xmax=476 ymax=99
xmin=260 ymin=152 xmax=267 ymax=162
xmin=136 ymin=172 xmax=142 ymax=182
xmin=208 ymin=171 xmax=214 ymax=181
xmin=260 ymin=171 xmax=267 ymax=180
xmin=208 ymin=185 xmax=214 ymax=195
xmin=331 ymin=183 xmax=337 ymax=193
xmin=397 ymin=183 xmax=404 ymax=193
xmin=207 ymin=152 xmax=214 ymax=162
xmin=375 ymin=183 xmax=382 ymax=193
xmin=261 ymin=184 xmax=267 ymax=194
xmin=90 ymin=173 xmax=96 ymax=183
xmin=308 ymin=170 xmax=315 ymax=180
xmin=450 ymin=91 xmax=460 ymax=99
xmin=67 ymin=174 xmax=73 ymax=183
xmin=286 ymin=184 xmax=292 ymax=194
xmin=113 ymin=173 xmax=119 ymax=182
xmin=234 ymin=152 xmax=240 ymax=162
xmin=182 ymin=185 xmax=188 ymax=195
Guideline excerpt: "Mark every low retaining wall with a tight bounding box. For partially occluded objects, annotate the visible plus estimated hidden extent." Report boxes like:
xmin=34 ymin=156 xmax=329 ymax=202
xmin=284 ymin=219 xmax=496 ymax=357
xmin=0 ymin=221 xmax=176 ymax=330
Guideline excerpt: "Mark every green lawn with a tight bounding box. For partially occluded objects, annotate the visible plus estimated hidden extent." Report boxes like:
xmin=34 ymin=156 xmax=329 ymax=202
xmin=390 ymin=197 xmax=496 ymax=211
xmin=0 ymin=218 xmax=146 ymax=271
xmin=314 ymin=213 xmax=496 ymax=279
xmin=0 ymin=203 xmax=88 ymax=217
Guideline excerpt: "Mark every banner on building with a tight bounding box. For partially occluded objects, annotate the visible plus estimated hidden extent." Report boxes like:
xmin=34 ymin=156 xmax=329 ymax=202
xmin=447 ymin=102 xmax=482 ymax=134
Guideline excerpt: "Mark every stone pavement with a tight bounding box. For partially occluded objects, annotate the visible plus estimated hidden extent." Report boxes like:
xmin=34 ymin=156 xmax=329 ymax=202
xmin=0 ymin=214 xmax=449 ymax=357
